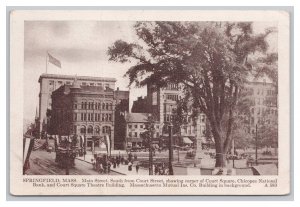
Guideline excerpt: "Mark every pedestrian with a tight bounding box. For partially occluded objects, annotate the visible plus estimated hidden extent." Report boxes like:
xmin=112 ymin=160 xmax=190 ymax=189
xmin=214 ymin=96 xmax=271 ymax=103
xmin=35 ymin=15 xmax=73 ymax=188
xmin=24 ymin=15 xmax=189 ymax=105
xmin=107 ymin=161 xmax=111 ymax=173
xmin=116 ymin=158 xmax=120 ymax=167
xmin=135 ymin=163 xmax=140 ymax=173
xmin=113 ymin=160 xmax=116 ymax=168
xmin=128 ymin=161 xmax=132 ymax=171
xmin=154 ymin=165 xmax=159 ymax=175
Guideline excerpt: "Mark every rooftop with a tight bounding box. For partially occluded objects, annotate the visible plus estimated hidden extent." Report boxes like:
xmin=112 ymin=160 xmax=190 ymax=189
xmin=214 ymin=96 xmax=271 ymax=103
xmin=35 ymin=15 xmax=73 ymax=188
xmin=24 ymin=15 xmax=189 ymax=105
xmin=38 ymin=73 xmax=116 ymax=83
xmin=125 ymin=113 xmax=149 ymax=123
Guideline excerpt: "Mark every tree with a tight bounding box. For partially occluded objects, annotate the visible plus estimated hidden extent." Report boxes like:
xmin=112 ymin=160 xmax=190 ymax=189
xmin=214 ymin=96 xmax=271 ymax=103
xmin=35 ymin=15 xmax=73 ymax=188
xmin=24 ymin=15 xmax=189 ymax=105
xmin=108 ymin=21 xmax=276 ymax=167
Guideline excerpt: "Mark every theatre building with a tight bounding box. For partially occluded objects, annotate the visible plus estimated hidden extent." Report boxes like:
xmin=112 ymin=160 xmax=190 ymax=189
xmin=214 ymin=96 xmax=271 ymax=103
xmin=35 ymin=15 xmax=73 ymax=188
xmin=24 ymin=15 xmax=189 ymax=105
xmin=38 ymin=73 xmax=116 ymax=135
xmin=49 ymin=78 xmax=115 ymax=151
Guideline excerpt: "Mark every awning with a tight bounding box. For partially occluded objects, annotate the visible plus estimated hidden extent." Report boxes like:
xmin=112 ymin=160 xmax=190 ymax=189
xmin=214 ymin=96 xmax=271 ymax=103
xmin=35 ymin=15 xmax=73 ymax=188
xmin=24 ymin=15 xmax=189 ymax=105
xmin=183 ymin=137 xmax=193 ymax=144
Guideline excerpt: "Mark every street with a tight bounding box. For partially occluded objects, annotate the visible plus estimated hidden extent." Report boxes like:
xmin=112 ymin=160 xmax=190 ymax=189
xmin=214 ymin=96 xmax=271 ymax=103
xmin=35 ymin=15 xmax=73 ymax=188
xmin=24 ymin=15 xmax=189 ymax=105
xmin=26 ymin=150 xmax=120 ymax=175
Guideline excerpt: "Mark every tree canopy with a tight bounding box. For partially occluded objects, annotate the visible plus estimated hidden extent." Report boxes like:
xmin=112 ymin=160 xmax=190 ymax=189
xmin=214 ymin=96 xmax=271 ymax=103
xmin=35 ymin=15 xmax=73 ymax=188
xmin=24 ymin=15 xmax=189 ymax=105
xmin=108 ymin=21 xmax=277 ymax=167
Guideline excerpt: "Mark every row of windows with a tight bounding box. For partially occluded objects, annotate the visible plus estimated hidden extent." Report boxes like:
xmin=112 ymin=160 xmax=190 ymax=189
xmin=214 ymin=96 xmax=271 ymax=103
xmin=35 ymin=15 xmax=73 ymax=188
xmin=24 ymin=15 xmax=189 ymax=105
xmin=77 ymin=102 xmax=113 ymax=110
xmin=77 ymin=125 xmax=111 ymax=134
xmin=128 ymin=131 xmax=160 ymax=138
xmin=251 ymin=107 xmax=277 ymax=115
xmin=166 ymin=94 xmax=179 ymax=101
xmin=77 ymin=113 xmax=112 ymax=122
xmin=49 ymin=80 xmax=110 ymax=88
xmin=128 ymin=124 xmax=160 ymax=129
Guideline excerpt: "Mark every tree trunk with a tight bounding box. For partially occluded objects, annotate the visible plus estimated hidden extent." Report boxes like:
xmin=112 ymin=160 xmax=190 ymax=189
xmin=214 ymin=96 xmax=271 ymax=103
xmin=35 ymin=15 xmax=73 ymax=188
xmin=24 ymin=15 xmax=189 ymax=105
xmin=211 ymin=126 xmax=226 ymax=167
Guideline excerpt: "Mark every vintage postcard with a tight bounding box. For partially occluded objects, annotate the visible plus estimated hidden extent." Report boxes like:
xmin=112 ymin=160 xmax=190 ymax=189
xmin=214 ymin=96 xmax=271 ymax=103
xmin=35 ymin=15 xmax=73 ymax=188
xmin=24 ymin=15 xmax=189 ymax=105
xmin=10 ymin=10 xmax=290 ymax=195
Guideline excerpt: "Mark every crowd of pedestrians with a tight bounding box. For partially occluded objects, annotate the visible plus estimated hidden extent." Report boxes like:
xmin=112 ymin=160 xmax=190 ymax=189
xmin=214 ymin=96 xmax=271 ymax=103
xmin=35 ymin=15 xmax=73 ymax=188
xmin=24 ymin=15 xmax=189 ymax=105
xmin=91 ymin=152 xmax=140 ymax=174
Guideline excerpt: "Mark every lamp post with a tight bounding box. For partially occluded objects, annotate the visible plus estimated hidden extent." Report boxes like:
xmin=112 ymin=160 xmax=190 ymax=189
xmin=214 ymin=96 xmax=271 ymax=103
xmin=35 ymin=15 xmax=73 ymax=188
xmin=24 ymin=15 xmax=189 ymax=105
xmin=255 ymin=124 xmax=258 ymax=166
xmin=168 ymin=123 xmax=174 ymax=175
xmin=148 ymin=114 xmax=154 ymax=175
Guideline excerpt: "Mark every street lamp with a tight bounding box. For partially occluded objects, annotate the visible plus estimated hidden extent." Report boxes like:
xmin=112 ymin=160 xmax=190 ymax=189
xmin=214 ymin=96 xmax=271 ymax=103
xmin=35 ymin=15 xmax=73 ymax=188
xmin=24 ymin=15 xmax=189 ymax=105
xmin=168 ymin=122 xmax=174 ymax=175
xmin=148 ymin=114 xmax=154 ymax=175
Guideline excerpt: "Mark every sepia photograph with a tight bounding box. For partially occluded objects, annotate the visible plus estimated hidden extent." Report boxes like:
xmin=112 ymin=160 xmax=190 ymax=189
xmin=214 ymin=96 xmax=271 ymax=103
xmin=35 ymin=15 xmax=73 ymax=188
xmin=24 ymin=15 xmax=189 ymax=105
xmin=10 ymin=10 xmax=290 ymax=195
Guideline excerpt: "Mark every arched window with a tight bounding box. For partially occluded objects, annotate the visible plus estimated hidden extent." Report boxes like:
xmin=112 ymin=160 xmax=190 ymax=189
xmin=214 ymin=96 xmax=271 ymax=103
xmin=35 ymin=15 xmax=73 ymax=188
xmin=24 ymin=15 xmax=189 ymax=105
xmin=87 ymin=125 xmax=93 ymax=134
xmin=102 ymin=126 xmax=111 ymax=135
xmin=80 ymin=126 xmax=86 ymax=134
xmin=95 ymin=126 xmax=100 ymax=134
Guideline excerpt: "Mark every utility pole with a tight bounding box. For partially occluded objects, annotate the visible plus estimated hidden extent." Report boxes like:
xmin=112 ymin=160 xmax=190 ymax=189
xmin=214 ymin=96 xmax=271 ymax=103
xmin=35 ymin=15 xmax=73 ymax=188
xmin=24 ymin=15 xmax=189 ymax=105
xmin=168 ymin=123 xmax=174 ymax=175
xmin=148 ymin=114 xmax=154 ymax=175
xmin=232 ymin=139 xmax=235 ymax=168
xmin=255 ymin=124 xmax=258 ymax=166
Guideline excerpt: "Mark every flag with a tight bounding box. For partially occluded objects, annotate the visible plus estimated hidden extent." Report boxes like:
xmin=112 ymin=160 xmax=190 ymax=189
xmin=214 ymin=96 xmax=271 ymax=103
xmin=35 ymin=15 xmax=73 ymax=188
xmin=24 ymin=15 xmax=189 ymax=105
xmin=48 ymin=53 xmax=61 ymax=68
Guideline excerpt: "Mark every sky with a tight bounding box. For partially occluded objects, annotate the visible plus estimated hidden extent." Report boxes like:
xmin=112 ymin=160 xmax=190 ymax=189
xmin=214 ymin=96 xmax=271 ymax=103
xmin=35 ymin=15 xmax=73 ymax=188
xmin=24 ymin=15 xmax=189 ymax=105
xmin=24 ymin=21 xmax=277 ymax=122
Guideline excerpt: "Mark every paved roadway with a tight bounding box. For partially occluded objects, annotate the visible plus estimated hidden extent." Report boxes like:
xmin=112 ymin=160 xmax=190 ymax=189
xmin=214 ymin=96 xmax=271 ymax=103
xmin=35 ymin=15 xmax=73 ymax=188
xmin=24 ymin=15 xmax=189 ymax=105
xmin=26 ymin=150 xmax=120 ymax=175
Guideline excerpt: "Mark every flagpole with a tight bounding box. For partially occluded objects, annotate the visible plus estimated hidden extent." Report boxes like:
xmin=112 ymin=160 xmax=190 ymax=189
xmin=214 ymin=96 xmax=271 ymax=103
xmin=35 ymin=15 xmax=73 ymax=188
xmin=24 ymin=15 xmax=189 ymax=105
xmin=46 ymin=52 xmax=48 ymax=74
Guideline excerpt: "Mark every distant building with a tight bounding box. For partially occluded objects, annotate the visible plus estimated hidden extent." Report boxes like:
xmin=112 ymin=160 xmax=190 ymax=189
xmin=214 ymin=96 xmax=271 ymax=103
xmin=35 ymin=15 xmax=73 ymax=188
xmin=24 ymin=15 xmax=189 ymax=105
xmin=49 ymin=78 xmax=116 ymax=151
xmin=131 ymin=96 xmax=149 ymax=113
xmin=125 ymin=113 xmax=161 ymax=148
xmin=38 ymin=73 xmax=116 ymax=135
xmin=146 ymin=83 xmax=206 ymax=148
xmin=245 ymin=78 xmax=278 ymax=138
xmin=114 ymin=88 xmax=130 ymax=150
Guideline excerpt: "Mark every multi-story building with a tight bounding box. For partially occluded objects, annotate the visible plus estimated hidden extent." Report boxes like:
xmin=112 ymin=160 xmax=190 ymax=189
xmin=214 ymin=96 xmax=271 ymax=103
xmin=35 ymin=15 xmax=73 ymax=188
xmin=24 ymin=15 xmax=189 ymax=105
xmin=244 ymin=78 xmax=278 ymax=142
xmin=146 ymin=83 xmax=206 ymax=147
xmin=38 ymin=73 xmax=116 ymax=135
xmin=50 ymin=78 xmax=116 ymax=151
xmin=114 ymin=88 xmax=130 ymax=150
xmin=131 ymin=96 xmax=149 ymax=113
xmin=125 ymin=113 xmax=161 ymax=148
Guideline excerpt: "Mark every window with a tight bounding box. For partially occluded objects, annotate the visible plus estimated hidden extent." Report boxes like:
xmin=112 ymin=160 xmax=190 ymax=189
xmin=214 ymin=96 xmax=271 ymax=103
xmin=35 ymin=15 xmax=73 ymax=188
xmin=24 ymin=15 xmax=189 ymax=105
xmin=73 ymin=125 xmax=77 ymax=134
xmin=109 ymin=103 xmax=113 ymax=110
xmin=128 ymin=124 xmax=132 ymax=129
xmin=80 ymin=126 xmax=86 ymax=134
xmin=106 ymin=103 xmax=109 ymax=110
xmin=73 ymin=113 xmax=77 ymax=121
xmin=102 ymin=114 xmax=105 ymax=121
xmin=91 ymin=113 xmax=94 ymax=121
xmin=73 ymin=104 xmax=77 ymax=109
xmin=95 ymin=126 xmax=100 ymax=134
xmin=134 ymin=132 xmax=138 ymax=137
xmin=88 ymin=113 xmax=91 ymax=121
xmin=108 ymin=114 xmax=112 ymax=121
xmin=140 ymin=125 xmax=143 ymax=129
xmin=90 ymin=83 xmax=94 ymax=86
xmin=87 ymin=126 xmax=93 ymax=134
xmin=129 ymin=132 xmax=132 ymax=137
xmin=84 ymin=113 xmax=87 ymax=121
xmin=102 ymin=103 xmax=105 ymax=110
xmin=103 ymin=126 xmax=111 ymax=135
xmin=134 ymin=125 xmax=138 ymax=128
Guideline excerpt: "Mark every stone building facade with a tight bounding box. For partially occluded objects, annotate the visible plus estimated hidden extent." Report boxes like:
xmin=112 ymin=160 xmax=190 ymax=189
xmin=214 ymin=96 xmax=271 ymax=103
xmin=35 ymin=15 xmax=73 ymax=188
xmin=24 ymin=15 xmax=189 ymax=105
xmin=146 ymin=83 xmax=206 ymax=148
xmin=38 ymin=73 xmax=116 ymax=135
xmin=50 ymin=79 xmax=116 ymax=151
